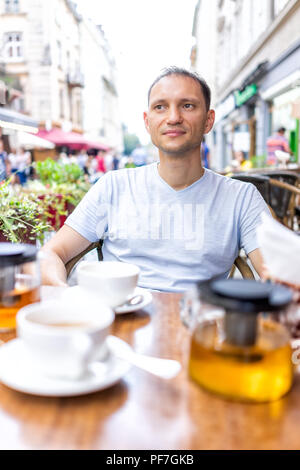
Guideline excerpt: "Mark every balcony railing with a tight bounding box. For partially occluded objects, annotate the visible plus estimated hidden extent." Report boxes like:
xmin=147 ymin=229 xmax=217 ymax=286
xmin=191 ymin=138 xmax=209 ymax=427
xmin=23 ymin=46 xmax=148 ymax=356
xmin=66 ymin=70 xmax=84 ymax=88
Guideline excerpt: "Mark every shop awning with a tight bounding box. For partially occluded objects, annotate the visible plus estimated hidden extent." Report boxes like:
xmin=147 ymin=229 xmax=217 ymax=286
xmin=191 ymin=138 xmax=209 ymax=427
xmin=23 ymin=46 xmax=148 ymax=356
xmin=18 ymin=131 xmax=55 ymax=149
xmin=0 ymin=107 xmax=38 ymax=134
xmin=84 ymin=139 xmax=110 ymax=151
xmin=37 ymin=128 xmax=110 ymax=151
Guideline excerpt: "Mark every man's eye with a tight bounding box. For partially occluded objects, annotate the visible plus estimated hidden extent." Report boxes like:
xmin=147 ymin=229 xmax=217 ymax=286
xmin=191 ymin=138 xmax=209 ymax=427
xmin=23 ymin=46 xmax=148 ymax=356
xmin=183 ymin=103 xmax=194 ymax=109
xmin=155 ymin=104 xmax=164 ymax=110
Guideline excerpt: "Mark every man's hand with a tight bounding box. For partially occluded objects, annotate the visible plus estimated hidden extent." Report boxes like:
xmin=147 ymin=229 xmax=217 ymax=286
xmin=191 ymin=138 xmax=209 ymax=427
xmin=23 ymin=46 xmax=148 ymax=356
xmin=248 ymin=248 xmax=264 ymax=278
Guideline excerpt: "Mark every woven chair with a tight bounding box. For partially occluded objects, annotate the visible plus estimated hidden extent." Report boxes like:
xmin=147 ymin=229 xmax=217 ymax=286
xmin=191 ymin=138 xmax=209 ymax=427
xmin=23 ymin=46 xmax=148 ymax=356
xmin=65 ymin=241 xmax=255 ymax=281
xmin=261 ymin=172 xmax=300 ymax=229
xmin=65 ymin=241 xmax=103 ymax=278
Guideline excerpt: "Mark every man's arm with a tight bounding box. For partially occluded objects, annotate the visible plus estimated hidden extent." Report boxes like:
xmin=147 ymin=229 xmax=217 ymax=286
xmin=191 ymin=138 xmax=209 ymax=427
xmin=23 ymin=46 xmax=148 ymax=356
xmin=248 ymin=248 xmax=264 ymax=278
xmin=40 ymin=225 xmax=91 ymax=286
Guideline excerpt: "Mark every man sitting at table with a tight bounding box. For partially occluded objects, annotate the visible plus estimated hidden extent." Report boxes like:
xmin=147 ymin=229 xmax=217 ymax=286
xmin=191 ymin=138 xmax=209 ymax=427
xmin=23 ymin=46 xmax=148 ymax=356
xmin=40 ymin=67 xmax=269 ymax=292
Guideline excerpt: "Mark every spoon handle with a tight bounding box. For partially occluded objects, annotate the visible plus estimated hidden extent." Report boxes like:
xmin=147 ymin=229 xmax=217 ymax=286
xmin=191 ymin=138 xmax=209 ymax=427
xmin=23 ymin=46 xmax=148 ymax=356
xmin=106 ymin=336 xmax=181 ymax=379
xmin=122 ymin=353 xmax=182 ymax=379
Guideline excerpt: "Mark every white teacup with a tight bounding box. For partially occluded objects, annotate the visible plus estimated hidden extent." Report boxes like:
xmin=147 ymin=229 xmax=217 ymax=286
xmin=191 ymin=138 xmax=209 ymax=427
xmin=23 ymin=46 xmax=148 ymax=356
xmin=77 ymin=261 xmax=140 ymax=308
xmin=17 ymin=299 xmax=114 ymax=380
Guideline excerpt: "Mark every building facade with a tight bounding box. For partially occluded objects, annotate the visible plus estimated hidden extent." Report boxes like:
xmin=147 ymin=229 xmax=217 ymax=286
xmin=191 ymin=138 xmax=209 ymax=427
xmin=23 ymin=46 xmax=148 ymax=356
xmin=192 ymin=0 xmax=300 ymax=170
xmin=80 ymin=20 xmax=123 ymax=151
xmin=0 ymin=0 xmax=123 ymax=150
xmin=191 ymin=0 xmax=218 ymax=162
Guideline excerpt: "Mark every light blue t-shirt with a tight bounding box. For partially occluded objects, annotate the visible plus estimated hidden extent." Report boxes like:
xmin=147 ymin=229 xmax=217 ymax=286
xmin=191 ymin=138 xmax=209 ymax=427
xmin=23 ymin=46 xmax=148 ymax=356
xmin=65 ymin=163 xmax=269 ymax=292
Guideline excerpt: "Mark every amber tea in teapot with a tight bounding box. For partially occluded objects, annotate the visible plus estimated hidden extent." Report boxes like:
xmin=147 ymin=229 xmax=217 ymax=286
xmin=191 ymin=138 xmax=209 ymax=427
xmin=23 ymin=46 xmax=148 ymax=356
xmin=182 ymin=280 xmax=294 ymax=403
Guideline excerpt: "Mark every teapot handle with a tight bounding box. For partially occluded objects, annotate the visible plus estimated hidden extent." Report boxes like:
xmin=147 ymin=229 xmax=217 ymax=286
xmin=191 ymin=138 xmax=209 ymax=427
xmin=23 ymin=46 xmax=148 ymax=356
xmin=180 ymin=286 xmax=200 ymax=329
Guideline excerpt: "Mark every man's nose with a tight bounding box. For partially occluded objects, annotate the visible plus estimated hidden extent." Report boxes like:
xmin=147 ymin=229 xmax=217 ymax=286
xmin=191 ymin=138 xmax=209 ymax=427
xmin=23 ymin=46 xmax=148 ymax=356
xmin=166 ymin=106 xmax=183 ymax=125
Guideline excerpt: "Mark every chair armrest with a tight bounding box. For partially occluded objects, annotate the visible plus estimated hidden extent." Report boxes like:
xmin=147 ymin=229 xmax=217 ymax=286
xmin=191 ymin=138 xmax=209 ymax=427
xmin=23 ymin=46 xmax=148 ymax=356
xmin=269 ymin=178 xmax=300 ymax=195
xmin=234 ymin=256 xmax=255 ymax=280
xmin=65 ymin=241 xmax=101 ymax=278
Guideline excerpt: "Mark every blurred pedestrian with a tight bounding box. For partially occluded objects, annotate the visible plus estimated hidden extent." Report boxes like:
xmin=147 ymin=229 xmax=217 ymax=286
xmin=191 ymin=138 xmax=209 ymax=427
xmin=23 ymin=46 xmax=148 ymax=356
xmin=112 ymin=154 xmax=120 ymax=171
xmin=201 ymin=137 xmax=210 ymax=169
xmin=266 ymin=127 xmax=293 ymax=166
xmin=131 ymin=144 xmax=147 ymax=167
xmin=96 ymin=150 xmax=107 ymax=174
xmin=105 ymin=151 xmax=114 ymax=172
xmin=8 ymin=148 xmax=18 ymax=175
xmin=0 ymin=140 xmax=8 ymax=183
xmin=15 ymin=147 xmax=31 ymax=186
xmin=233 ymin=150 xmax=252 ymax=171
xmin=77 ymin=149 xmax=88 ymax=170
xmin=125 ymin=156 xmax=136 ymax=168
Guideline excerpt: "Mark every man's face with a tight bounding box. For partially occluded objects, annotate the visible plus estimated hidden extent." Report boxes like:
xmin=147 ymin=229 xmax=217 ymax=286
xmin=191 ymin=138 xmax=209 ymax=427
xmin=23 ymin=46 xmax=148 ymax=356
xmin=144 ymin=75 xmax=215 ymax=156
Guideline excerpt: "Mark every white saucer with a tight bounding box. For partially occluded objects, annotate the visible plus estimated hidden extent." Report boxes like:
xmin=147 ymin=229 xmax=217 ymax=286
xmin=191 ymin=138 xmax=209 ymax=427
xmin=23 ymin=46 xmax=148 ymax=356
xmin=62 ymin=286 xmax=152 ymax=315
xmin=0 ymin=336 xmax=131 ymax=397
xmin=114 ymin=287 xmax=153 ymax=315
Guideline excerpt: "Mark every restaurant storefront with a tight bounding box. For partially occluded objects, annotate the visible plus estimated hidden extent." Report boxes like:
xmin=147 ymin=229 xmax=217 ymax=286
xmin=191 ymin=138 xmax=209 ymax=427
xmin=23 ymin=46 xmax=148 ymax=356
xmin=260 ymin=39 xmax=300 ymax=164
xmin=214 ymin=83 xmax=259 ymax=170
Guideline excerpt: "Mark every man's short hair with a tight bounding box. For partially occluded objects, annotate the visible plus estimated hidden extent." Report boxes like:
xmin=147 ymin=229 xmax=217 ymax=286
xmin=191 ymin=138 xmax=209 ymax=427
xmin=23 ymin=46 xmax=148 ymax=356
xmin=278 ymin=127 xmax=286 ymax=133
xmin=147 ymin=66 xmax=211 ymax=111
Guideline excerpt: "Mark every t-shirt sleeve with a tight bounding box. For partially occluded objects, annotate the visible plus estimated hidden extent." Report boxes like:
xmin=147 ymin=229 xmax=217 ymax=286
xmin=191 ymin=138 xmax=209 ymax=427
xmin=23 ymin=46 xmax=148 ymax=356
xmin=64 ymin=174 xmax=111 ymax=242
xmin=239 ymin=185 xmax=271 ymax=255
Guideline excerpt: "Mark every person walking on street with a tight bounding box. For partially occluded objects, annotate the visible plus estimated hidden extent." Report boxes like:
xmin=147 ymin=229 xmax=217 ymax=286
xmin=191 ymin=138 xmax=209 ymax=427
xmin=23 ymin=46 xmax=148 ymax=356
xmin=15 ymin=147 xmax=31 ymax=186
xmin=0 ymin=140 xmax=8 ymax=183
xmin=201 ymin=137 xmax=210 ymax=169
xmin=96 ymin=150 xmax=107 ymax=174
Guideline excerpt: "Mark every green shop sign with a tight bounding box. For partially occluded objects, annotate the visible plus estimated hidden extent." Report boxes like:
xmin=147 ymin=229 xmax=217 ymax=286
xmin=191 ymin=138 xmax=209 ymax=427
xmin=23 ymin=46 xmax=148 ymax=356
xmin=234 ymin=84 xmax=257 ymax=107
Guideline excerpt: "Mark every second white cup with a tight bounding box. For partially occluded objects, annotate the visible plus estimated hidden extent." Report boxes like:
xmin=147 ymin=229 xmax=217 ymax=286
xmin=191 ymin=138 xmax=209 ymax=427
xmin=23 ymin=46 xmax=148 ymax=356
xmin=76 ymin=261 xmax=140 ymax=308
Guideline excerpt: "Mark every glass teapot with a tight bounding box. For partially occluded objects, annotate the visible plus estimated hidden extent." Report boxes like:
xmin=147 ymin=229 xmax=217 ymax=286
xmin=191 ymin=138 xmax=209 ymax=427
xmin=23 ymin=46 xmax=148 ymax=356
xmin=0 ymin=243 xmax=41 ymax=332
xmin=181 ymin=279 xmax=294 ymax=403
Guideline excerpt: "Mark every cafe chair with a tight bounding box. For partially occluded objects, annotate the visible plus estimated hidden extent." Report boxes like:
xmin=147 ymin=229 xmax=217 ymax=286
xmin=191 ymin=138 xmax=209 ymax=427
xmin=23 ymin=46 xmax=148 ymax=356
xmin=266 ymin=176 xmax=300 ymax=230
xmin=260 ymin=172 xmax=299 ymax=229
xmin=65 ymin=241 xmax=255 ymax=281
xmin=232 ymin=172 xmax=300 ymax=230
xmin=65 ymin=241 xmax=103 ymax=278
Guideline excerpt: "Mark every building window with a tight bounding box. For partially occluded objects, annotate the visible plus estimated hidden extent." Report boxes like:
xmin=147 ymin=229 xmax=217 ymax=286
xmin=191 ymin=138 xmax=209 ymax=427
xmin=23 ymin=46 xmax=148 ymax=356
xmin=3 ymin=32 xmax=23 ymax=59
xmin=57 ymin=41 xmax=62 ymax=68
xmin=59 ymin=89 xmax=64 ymax=118
xmin=5 ymin=0 xmax=19 ymax=13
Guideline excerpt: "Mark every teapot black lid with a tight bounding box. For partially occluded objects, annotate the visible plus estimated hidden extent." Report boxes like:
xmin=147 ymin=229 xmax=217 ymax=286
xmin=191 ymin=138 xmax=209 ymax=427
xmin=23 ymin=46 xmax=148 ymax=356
xmin=198 ymin=279 xmax=293 ymax=313
xmin=0 ymin=243 xmax=37 ymax=267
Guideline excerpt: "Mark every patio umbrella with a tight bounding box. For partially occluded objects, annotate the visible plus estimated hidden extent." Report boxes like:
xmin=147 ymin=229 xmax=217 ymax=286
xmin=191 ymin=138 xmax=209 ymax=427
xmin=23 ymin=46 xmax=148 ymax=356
xmin=37 ymin=128 xmax=89 ymax=150
xmin=18 ymin=131 xmax=55 ymax=149
xmin=37 ymin=128 xmax=109 ymax=151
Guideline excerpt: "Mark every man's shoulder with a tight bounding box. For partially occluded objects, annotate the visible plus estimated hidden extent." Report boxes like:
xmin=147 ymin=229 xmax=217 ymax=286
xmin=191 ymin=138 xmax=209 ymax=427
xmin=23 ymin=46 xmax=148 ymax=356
xmin=205 ymin=169 xmax=258 ymax=196
xmin=205 ymin=169 xmax=246 ymax=185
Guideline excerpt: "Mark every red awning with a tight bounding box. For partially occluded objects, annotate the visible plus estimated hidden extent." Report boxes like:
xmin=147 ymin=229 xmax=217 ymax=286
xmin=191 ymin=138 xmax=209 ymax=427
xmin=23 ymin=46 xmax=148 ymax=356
xmin=37 ymin=128 xmax=109 ymax=151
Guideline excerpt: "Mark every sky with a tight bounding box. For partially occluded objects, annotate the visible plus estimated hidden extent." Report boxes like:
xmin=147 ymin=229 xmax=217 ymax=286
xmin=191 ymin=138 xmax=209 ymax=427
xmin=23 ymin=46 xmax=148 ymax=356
xmin=76 ymin=0 xmax=198 ymax=144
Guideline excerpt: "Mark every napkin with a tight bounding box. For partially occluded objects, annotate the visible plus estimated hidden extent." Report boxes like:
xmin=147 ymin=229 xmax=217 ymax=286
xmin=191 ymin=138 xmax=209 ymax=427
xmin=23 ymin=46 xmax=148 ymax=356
xmin=256 ymin=213 xmax=300 ymax=287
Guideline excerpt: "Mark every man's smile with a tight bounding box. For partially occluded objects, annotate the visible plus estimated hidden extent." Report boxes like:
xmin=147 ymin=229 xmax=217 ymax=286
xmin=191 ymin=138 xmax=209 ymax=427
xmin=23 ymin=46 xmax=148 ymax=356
xmin=162 ymin=129 xmax=186 ymax=137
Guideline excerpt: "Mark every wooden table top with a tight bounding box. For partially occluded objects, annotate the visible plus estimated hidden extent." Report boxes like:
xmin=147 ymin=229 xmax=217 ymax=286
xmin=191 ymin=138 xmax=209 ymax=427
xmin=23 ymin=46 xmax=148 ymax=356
xmin=1 ymin=288 xmax=300 ymax=450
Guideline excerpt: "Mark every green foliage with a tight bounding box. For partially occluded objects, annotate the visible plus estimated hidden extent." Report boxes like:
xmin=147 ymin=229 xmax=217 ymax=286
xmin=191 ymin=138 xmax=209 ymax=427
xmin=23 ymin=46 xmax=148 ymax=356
xmin=250 ymin=155 xmax=266 ymax=168
xmin=123 ymin=133 xmax=140 ymax=156
xmin=0 ymin=179 xmax=50 ymax=244
xmin=0 ymin=159 xmax=91 ymax=243
xmin=34 ymin=158 xmax=84 ymax=185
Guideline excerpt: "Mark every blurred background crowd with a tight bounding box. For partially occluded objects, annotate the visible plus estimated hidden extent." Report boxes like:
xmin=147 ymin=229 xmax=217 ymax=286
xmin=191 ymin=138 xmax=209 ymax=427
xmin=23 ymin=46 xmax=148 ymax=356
xmin=0 ymin=0 xmax=299 ymax=183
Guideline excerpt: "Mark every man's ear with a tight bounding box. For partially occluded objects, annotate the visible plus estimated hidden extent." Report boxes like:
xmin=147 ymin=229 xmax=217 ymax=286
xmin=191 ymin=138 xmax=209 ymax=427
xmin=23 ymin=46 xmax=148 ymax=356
xmin=143 ymin=111 xmax=150 ymax=134
xmin=204 ymin=109 xmax=215 ymax=134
